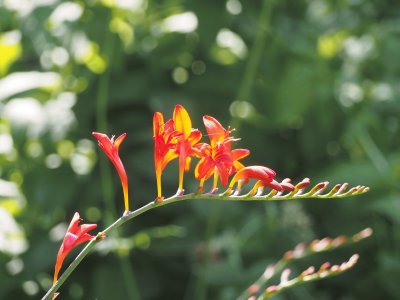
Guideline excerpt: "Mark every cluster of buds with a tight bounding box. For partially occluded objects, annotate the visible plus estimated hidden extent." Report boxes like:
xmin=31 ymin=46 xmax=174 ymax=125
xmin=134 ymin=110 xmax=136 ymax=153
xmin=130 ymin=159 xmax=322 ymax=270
xmin=261 ymin=254 xmax=360 ymax=300
xmin=283 ymin=227 xmax=373 ymax=262
xmin=153 ymin=104 xmax=292 ymax=200
xmin=242 ymin=228 xmax=373 ymax=300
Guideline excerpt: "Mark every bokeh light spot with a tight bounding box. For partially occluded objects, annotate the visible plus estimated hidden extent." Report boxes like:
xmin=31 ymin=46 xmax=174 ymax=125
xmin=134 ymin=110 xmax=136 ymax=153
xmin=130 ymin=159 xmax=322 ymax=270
xmin=45 ymin=154 xmax=62 ymax=169
xmin=191 ymin=60 xmax=206 ymax=75
xmin=22 ymin=281 xmax=39 ymax=296
xmin=226 ymin=0 xmax=242 ymax=15
xmin=172 ymin=67 xmax=189 ymax=84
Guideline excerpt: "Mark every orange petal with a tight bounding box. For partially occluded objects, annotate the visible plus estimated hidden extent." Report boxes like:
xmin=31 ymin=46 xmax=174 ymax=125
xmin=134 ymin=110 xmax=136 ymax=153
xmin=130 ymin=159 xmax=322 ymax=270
xmin=195 ymin=156 xmax=215 ymax=180
xmin=203 ymin=115 xmax=226 ymax=143
xmin=161 ymin=150 xmax=178 ymax=170
xmin=173 ymin=105 xmax=192 ymax=138
xmin=53 ymin=250 xmax=67 ymax=284
xmin=153 ymin=112 xmax=164 ymax=136
xmin=187 ymin=129 xmax=202 ymax=146
xmin=193 ymin=143 xmax=211 ymax=157
xmin=114 ymin=133 xmax=127 ymax=149
xmin=232 ymin=148 xmax=250 ymax=161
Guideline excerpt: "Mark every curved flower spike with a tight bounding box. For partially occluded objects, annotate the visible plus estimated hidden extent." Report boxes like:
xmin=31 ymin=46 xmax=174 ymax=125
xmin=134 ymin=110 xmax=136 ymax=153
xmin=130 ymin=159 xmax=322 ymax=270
xmin=153 ymin=112 xmax=181 ymax=200
xmin=53 ymin=212 xmax=97 ymax=284
xmin=173 ymin=105 xmax=203 ymax=193
xmin=92 ymin=132 xmax=129 ymax=211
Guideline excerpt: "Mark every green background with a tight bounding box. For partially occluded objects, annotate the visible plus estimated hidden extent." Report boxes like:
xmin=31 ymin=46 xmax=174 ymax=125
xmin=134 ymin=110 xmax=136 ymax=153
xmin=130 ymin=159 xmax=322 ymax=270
xmin=0 ymin=0 xmax=399 ymax=299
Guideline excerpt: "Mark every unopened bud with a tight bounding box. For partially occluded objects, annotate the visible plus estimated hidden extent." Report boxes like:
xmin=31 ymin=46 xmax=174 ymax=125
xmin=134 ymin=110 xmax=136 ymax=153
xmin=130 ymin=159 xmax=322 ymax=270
xmin=247 ymin=284 xmax=260 ymax=295
xmin=320 ymin=262 xmax=331 ymax=271
xmin=352 ymin=228 xmax=373 ymax=242
xmin=332 ymin=235 xmax=347 ymax=247
xmin=96 ymin=232 xmax=106 ymax=241
xmin=265 ymin=285 xmax=279 ymax=295
xmin=301 ymin=266 xmax=315 ymax=277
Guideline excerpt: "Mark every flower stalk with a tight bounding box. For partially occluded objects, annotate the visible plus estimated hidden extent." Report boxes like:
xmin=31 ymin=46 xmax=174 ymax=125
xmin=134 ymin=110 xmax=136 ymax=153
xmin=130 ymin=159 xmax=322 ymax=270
xmin=42 ymin=180 xmax=369 ymax=300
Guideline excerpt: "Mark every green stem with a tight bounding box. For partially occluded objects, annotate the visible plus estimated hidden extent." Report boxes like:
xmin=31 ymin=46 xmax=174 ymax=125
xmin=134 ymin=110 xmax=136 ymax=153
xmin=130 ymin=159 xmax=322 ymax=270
xmin=43 ymin=197 xmax=187 ymax=300
xmin=41 ymin=183 xmax=368 ymax=300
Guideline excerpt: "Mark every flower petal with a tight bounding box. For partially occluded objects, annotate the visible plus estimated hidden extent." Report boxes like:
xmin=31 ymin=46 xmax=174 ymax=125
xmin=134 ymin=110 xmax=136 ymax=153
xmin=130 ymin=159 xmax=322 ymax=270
xmin=281 ymin=181 xmax=295 ymax=191
xmin=173 ymin=104 xmax=192 ymax=138
xmin=78 ymin=223 xmax=98 ymax=235
xmin=216 ymin=161 xmax=230 ymax=186
xmin=162 ymin=150 xmax=178 ymax=170
xmin=92 ymin=132 xmax=113 ymax=155
xmin=188 ymin=129 xmax=202 ymax=146
xmin=114 ymin=133 xmax=127 ymax=150
xmin=203 ymin=115 xmax=226 ymax=143
xmin=231 ymin=148 xmax=250 ymax=161
xmin=229 ymin=165 xmax=276 ymax=187
xmin=66 ymin=212 xmax=81 ymax=234
xmin=262 ymin=179 xmax=283 ymax=191
xmin=195 ymin=156 xmax=215 ymax=180
xmin=153 ymin=112 xmax=164 ymax=136
xmin=62 ymin=232 xmax=79 ymax=252
xmin=75 ymin=233 xmax=96 ymax=247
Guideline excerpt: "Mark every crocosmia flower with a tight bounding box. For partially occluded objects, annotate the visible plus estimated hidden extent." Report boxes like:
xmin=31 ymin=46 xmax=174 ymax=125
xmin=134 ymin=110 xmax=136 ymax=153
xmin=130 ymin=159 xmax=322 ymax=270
xmin=153 ymin=112 xmax=181 ymax=199
xmin=229 ymin=165 xmax=276 ymax=187
xmin=53 ymin=212 xmax=97 ymax=284
xmin=195 ymin=116 xmax=250 ymax=189
xmin=173 ymin=105 xmax=203 ymax=193
xmin=92 ymin=132 xmax=129 ymax=211
xmin=229 ymin=165 xmax=294 ymax=192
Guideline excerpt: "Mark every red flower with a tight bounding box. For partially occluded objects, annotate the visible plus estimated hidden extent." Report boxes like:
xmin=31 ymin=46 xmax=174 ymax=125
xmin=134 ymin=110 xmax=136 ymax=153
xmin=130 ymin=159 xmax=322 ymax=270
xmin=92 ymin=132 xmax=129 ymax=211
xmin=153 ymin=112 xmax=181 ymax=199
xmin=173 ymin=105 xmax=203 ymax=192
xmin=229 ymin=165 xmax=276 ymax=187
xmin=53 ymin=212 xmax=97 ymax=284
xmin=229 ymin=165 xmax=294 ymax=192
xmin=195 ymin=116 xmax=250 ymax=189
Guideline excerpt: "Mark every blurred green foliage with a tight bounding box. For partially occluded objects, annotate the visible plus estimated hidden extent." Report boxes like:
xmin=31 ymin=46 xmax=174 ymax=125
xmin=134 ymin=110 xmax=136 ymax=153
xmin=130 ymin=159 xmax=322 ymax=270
xmin=0 ymin=0 xmax=399 ymax=299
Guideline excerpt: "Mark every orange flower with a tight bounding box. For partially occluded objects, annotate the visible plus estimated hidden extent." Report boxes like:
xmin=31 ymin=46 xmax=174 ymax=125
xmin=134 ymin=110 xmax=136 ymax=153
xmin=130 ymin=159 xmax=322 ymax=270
xmin=53 ymin=212 xmax=97 ymax=284
xmin=173 ymin=105 xmax=203 ymax=193
xmin=153 ymin=112 xmax=181 ymax=199
xmin=195 ymin=116 xmax=250 ymax=189
xmin=92 ymin=132 xmax=129 ymax=211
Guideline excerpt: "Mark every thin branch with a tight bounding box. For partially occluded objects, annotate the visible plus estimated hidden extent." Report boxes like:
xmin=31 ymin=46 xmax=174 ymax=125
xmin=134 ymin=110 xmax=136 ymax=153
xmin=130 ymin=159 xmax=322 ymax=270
xmin=41 ymin=180 xmax=369 ymax=300
xmin=237 ymin=228 xmax=373 ymax=300
xmin=259 ymin=254 xmax=360 ymax=300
